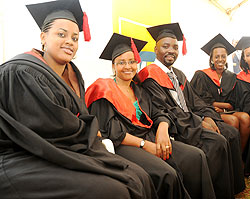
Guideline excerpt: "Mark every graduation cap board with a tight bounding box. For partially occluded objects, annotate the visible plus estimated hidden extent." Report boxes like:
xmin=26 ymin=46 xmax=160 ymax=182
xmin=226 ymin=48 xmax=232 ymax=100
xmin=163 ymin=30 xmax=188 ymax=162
xmin=235 ymin=37 xmax=250 ymax=50
xmin=147 ymin=23 xmax=187 ymax=55
xmin=99 ymin=33 xmax=148 ymax=63
xmin=26 ymin=0 xmax=91 ymax=41
xmin=201 ymin=33 xmax=235 ymax=55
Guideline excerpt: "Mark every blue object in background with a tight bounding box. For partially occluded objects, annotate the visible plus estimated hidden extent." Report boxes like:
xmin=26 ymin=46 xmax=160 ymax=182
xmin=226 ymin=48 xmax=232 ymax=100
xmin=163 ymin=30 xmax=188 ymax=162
xmin=139 ymin=51 xmax=156 ymax=69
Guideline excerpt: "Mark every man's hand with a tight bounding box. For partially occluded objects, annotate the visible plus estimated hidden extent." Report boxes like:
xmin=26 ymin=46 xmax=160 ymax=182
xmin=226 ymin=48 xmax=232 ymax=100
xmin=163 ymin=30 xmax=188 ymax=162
xmin=202 ymin=117 xmax=221 ymax=134
xmin=155 ymin=122 xmax=172 ymax=160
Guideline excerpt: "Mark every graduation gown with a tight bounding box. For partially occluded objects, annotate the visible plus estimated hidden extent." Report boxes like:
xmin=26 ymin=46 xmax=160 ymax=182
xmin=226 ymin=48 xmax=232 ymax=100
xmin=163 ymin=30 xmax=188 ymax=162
xmin=138 ymin=64 xmax=245 ymax=198
xmin=0 ymin=51 xmax=157 ymax=199
xmin=235 ymin=71 xmax=250 ymax=114
xmin=190 ymin=68 xmax=236 ymax=108
xmin=86 ymin=78 xmax=216 ymax=199
xmin=235 ymin=71 xmax=250 ymax=174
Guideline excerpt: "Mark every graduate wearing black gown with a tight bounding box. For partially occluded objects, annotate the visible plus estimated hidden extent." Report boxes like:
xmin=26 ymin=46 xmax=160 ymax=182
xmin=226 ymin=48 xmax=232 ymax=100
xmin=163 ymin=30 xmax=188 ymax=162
xmin=0 ymin=1 xmax=157 ymax=198
xmin=234 ymin=36 xmax=250 ymax=175
xmin=138 ymin=23 xmax=245 ymax=198
xmin=190 ymin=33 xmax=250 ymax=158
xmin=86 ymin=33 xmax=215 ymax=199
xmin=235 ymin=37 xmax=250 ymax=115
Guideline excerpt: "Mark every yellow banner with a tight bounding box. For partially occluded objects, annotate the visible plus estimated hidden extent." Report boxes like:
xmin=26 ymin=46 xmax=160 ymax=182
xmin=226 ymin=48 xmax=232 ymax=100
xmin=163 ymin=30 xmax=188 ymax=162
xmin=112 ymin=0 xmax=171 ymax=52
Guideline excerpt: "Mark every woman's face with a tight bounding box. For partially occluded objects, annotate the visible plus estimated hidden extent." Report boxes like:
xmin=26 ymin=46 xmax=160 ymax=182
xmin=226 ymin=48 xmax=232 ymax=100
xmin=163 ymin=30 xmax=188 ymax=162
xmin=244 ymin=47 xmax=250 ymax=66
xmin=41 ymin=18 xmax=79 ymax=65
xmin=212 ymin=47 xmax=227 ymax=72
xmin=112 ymin=51 xmax=138 ymax=82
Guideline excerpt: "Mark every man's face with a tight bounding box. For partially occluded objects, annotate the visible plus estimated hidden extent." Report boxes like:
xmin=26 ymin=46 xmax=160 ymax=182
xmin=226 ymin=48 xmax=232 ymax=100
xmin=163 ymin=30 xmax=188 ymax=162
xmin=154 ymin=37 xmax=179 ymax=68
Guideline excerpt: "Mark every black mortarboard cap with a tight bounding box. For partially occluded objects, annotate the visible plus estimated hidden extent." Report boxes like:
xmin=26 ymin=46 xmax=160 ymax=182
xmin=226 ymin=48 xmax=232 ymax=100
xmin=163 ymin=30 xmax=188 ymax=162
xmin=26 ymin=0 xmax=91 ymax=41
xmin=99 ymin=33 xmax=147 ymax=62
xmin=147 ymin=23 xmax=183 ymax=42
xmin=235 ymin=37 xmax=250 ymax=50
xmin=147 ymin=23 xmax=187 ymax=55
xmin=201 ymin=33 xmax=235 ymax=55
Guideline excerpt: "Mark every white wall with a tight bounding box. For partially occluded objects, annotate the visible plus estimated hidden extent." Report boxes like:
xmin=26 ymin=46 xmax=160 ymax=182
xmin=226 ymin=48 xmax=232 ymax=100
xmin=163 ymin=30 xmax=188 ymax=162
xmin=171 ymin=0 xmax=250 ymax=80
xmin=1 ymin=0 xmax=113 ymax=88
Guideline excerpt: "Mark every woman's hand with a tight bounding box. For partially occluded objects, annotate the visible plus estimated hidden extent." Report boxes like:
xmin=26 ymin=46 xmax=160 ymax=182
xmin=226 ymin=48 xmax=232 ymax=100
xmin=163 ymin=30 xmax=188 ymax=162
xmin=155 ymin=122 xmax=172 ymax=160
xmin=202 ymin=117 xmax=221 ymax=134
xmin=213 ymin=102 xmax=233 ymax=111
xmin=214 ymin=107 xmax=224 ymax=113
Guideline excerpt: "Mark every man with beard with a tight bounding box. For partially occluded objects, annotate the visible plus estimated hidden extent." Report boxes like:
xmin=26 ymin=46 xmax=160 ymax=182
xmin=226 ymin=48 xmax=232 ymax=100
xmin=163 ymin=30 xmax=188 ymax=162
xmin=138 ymin=23 xmax=245 ymax=198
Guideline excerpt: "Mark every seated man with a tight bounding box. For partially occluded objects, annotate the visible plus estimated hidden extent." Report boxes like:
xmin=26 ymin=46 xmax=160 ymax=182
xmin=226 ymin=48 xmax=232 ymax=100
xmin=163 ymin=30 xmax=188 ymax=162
xmin=138 ymin=22 xmax=245 ymax=198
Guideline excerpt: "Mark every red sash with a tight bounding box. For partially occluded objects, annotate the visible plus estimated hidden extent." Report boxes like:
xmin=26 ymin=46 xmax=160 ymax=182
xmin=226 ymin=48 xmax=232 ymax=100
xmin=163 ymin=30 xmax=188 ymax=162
xmin=201 ymin=68 xmax=221 ymax=87
xmin=237 ymin=71 xmax=250 ymax=84
xmin=85 ymin=78 xmax=153 ymax=128
xmin=138 ymin=64 xmax=187 ymax=90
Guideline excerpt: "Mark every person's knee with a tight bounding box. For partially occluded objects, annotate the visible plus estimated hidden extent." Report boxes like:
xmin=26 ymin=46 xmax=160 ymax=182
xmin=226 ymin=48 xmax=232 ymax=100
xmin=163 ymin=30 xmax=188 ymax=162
xmin=214 ymin=133 xmax=228 ymax=149
xmin=164 ymin=168 xmax=179 ymax=186
xmin=238 ymin=112 xmax=250 ymax=125
xmin=87 ymin=178 xmax=131 ymax=199
xmin=185 ymin=146 xmax=206 ymax=162
xmin=227 ymin=115 xmax=239 ymax=129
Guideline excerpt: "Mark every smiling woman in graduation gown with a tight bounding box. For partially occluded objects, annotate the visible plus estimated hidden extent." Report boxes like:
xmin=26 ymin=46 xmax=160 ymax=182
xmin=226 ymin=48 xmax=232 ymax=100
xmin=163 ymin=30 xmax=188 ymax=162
xmin=190 ymin=33 xmax=250 ymax=159
xmin=86 ymin=33 xmax=216 ymax=199
xmin=0 ymin=1 xmax=157 ymax=198
xmin=234 ymin=36 xmax=250 ymax=175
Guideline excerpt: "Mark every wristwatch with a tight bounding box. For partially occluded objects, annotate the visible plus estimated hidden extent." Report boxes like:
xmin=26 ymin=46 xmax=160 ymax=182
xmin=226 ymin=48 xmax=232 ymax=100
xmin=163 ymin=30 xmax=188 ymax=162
xmin=140 ymin=139 xmax=145 ymax=148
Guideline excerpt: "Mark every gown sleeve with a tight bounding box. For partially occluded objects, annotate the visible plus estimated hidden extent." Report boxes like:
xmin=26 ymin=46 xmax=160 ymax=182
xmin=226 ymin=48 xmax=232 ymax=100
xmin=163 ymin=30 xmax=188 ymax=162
xmin=0 ymin=60 xmax=99 ymax=152
xmin=235 ymin=80 xmax=250 ymax=114
xmin=0 ymin=64 xmax=81 ymax=137
xmin=190 ymin=71 xmax=216 ymax=105
xmin=142 ymin=78 xmax=203 ymax=147
xmin=88 ymin=98 xmax=127 ymax=148
xmin=184 ymin=78 xmax=221 ymax=121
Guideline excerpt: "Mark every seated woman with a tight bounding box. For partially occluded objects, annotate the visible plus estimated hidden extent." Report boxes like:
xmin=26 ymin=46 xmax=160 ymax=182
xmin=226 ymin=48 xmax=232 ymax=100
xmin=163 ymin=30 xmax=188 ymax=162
xmin=235 ymin=37 xmax=250 ymax=117
xmin=234 ymin=36 xmax=250 ymax=175
xmin=85 ymin=33 xmax=216 ymax=199
xmin=191 ymin=33 xmax=250 ymax=154
xmin=0 ymin=1 xmax=158 ymax=198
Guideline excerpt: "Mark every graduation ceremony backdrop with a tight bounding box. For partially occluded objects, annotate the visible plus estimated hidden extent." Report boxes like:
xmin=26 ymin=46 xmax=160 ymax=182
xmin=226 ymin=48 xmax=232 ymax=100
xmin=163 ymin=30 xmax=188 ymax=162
xmin=1 ymin=0 xmax=250 ymax=88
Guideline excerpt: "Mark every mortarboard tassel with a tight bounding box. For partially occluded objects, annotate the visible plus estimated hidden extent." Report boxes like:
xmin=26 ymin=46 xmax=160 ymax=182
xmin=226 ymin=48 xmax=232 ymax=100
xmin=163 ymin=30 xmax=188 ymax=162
xmin=182 ymin=34 xmax=187 ymax=55
xmin=83 ymin=12 xmax=91 ymax=41
xmin=130 ymin=38 xmax=141 ymax=63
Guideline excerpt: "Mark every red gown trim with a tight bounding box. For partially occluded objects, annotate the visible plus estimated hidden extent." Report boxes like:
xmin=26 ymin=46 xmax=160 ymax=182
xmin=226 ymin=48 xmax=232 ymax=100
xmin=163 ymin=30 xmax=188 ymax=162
xmin=25 ymin=49 xmax=47 ymax=65
xmin=85 ymin=78 xmax=153 ymax=128
xmin=201 ymin=68 xmax=220 ymax=87
xmin=138 ymin=64 xmax=187 ymax=91
xmin=237 ymin=71 xmax=250 ymax=84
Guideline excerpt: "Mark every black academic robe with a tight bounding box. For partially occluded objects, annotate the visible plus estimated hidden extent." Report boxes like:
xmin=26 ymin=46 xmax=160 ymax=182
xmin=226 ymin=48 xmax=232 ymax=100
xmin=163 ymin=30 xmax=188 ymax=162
xmin=0 ymin=52 xmax=157 ymax=199
xmin=235 ymin=71 xmax=250 ymax=174
xmin=86 ymin=78 xmax=216 ymax=199
xmin=138 ymin=63 xmax=245 ymax=197
xmin=235 ymin=71 xmax=250 ymax=114
xmin=190 ymin=68 xmax=236 ymax=108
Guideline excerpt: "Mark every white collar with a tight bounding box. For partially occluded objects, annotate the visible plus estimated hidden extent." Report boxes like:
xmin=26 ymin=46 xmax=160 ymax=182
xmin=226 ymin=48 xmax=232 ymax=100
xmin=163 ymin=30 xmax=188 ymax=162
xmin=154 ymin=59 xmax=173 ymax=74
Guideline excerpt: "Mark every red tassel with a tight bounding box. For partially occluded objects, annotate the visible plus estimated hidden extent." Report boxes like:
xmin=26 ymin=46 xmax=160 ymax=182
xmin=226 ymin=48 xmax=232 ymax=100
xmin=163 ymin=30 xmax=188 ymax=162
xmin=130 ymin=38 xmax=141 ymax=63
xmin=83 ymin=12 xmax=91 ymax=42
xmin=182 ymin=34 xmax=187 ymax=55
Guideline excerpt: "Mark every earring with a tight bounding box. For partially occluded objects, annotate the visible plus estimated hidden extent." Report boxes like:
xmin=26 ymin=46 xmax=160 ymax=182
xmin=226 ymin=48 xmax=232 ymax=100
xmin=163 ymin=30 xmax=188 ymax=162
xmin=42 ymin=44 xmax=47 ymax=52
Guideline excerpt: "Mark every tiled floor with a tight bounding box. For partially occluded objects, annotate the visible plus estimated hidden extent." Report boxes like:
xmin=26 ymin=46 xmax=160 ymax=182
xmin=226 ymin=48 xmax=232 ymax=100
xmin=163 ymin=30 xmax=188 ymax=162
xmin=235 ymin=177 xmax=250 ymax=199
